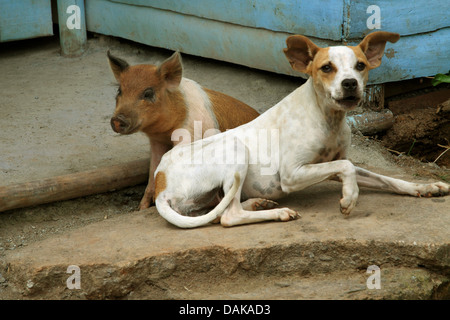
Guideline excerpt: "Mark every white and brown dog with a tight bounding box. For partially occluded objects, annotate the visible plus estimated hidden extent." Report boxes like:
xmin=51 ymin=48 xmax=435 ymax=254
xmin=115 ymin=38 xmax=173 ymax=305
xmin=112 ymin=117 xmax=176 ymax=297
xmin=153 ymin=31 xmax=449 ymax=228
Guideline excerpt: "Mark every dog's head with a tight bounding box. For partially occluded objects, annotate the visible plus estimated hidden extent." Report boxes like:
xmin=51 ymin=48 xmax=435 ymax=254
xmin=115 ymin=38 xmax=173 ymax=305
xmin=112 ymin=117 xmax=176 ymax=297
xmin=284 ymin=31 xmax=400 ymax=111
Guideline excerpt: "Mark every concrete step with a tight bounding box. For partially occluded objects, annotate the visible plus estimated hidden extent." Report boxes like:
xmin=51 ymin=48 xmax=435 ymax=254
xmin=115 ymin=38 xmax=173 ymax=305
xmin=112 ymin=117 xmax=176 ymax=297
xmin=126 ymin=267 xmax=449 ymax=300
xmin=1 ymin=180 xmax=449 ymax=299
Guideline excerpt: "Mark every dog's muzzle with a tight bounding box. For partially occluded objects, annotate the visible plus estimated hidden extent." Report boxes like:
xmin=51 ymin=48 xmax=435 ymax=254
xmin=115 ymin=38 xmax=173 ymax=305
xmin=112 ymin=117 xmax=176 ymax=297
xmin=336 ymin=78 xmax=361 ymax=109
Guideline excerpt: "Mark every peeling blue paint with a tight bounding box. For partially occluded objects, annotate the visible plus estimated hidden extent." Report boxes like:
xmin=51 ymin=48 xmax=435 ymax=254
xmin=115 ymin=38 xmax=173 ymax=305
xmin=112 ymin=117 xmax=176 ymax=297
xmin=111 ymin=0 xmax=344 ymax=40
xmin=86 ymin=0 xmax=450 ymax=84
xmin=345 ymin=0 xmax=450 ymax=39
xmin=0 ymin=0 xmax=53 ymax=42
xmin=57 ymin=0 xmax=87 ymax=57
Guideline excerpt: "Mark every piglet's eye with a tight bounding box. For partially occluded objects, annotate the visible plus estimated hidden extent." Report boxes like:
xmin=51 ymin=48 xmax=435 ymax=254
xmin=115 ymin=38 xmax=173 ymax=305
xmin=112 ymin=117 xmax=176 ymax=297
xmin=320 ymin=64 xmax=332 ymax=73
xmin=142 ymin=87 xmax=155 ymax=101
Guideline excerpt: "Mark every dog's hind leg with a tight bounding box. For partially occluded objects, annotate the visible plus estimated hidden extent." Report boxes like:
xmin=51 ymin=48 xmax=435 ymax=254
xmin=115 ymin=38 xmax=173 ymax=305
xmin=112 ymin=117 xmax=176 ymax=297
xmin=355 ymin=167 xmax=449 ymax=197
xmin=220 ymin=156 xmax=299 ymax=226
xmin=220 ymin=196 xmax=299 ymax=227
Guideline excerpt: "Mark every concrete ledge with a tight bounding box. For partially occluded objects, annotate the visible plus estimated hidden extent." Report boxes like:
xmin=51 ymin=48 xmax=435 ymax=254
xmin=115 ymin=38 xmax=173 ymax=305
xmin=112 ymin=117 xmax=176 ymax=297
xmin=2 ymin=180 xmax=449 ymax=299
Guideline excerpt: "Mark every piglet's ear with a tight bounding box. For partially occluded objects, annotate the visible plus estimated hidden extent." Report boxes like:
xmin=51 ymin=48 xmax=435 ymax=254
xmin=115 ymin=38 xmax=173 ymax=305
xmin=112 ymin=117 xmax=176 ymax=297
xmin=283 ymin=35 xmax=321 ymax=75
xmin=358 ymin=31 xmax=400 ymax=69
xmin=107 ymin=50 xmax=129 ymax=82
xmin=159 ymin=51 xmax=183 ymax=91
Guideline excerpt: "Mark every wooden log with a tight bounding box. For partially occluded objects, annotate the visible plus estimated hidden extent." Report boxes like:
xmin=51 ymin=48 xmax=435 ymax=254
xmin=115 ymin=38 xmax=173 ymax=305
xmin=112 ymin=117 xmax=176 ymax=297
xmin=346 ymin=109 xmax=394 ymax=135
xmin=0 ymin=159 xmax=149 ymax=213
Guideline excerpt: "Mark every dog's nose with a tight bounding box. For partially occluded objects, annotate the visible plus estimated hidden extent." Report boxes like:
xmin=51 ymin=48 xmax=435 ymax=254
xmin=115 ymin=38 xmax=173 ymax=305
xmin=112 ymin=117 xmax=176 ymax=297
xmin=341 ymin=78 xmax=358 ymax=91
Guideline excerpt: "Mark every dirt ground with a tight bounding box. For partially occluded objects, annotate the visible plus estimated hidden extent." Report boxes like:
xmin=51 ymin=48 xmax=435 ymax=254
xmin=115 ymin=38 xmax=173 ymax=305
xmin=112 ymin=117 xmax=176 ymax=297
xmin=0 ymin=35 xmax=449 ymax=300
xmin=382 ymin=87 xmax=450 ymax=167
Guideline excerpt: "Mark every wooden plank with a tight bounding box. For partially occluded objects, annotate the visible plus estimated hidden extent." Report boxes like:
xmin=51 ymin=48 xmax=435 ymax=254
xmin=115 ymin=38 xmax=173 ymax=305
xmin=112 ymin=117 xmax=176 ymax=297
xmin=385 ymin=78 xmax=434 ymax=98
xmin=86 ymin=0 xmax=450 ymax=84
xmin=0 ymin=0 xmax=53 ymax=42
xmin=111 ymin=0 xmax=345 ymax=40
xmin=0 ymin=159 xmax=149 ymax=213
xmin=344 ymin=0 xmax=450 ymax=39
xmin=86 ymin=0 xmax=327 ymax=77
xmin=360 ymin=28 xmax=450 ymax=84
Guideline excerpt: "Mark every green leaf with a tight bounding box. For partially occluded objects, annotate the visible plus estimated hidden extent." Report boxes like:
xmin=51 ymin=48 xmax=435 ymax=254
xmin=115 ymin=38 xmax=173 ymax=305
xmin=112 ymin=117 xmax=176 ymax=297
xmin=432 ymin=73 xmax=450 ymax=86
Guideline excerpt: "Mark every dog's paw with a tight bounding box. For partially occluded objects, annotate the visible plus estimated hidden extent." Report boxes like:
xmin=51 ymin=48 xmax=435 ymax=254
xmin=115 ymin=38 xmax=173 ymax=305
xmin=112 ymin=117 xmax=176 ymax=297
xmin=340 ymin=196 xmax=357 ymax=216
xmin=279 ymin=208 xmax=301 ymax=221
xmin=339 ymin=178 xmax=359 ymax=216
xmin=241 ymin=198 xmax=279 ymax=211
xmin=415 ymin=182 xmax=449 ymax=197
xmin=253 ymin=199 xmax=279 ymax=210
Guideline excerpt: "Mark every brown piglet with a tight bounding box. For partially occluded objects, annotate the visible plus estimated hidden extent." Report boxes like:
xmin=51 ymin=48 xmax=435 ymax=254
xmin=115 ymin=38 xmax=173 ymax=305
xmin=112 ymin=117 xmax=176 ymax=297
xmin=108 ymin=51 xmax=260 ymax=209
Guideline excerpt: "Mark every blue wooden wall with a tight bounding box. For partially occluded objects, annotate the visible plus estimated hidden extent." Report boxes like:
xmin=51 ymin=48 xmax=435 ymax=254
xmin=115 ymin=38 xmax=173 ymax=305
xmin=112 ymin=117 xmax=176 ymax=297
xmin=86 ymin=0 xmax=450 ymax=84
xmin=1 ymin=0 xmax=447 ymax=84
xmin=112 ymin=0 xmax=344 ymax=41
xmin=343 ymin=0 xmax=450 ymax=39
xmin=0 ymin=0 xmax=53 ymax=42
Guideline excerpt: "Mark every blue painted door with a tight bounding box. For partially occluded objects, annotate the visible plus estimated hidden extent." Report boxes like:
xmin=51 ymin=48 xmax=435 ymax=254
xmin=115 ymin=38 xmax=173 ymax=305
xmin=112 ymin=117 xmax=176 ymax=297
xmin=0 ymin=0 xmax=53 ymax=42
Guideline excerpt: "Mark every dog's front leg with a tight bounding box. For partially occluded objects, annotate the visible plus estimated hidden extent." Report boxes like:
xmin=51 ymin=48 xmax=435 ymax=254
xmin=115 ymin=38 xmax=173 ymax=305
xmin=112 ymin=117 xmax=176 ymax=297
xmin=355 ymin=167 xmax=449 ymax=197
xmin=281 ymin=160 xmax=359 ymax=215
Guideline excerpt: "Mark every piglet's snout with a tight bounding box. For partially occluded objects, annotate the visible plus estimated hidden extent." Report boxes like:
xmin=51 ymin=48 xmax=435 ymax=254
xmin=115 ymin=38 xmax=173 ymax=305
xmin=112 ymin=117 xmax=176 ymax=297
xmin=110 ymin=115 xmax=130 ymax=134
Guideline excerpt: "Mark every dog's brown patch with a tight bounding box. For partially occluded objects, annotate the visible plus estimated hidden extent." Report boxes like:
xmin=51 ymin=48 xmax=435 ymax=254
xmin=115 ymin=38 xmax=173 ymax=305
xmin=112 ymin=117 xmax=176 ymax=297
xmin=154 ymin=171 xmax=167 ymax=199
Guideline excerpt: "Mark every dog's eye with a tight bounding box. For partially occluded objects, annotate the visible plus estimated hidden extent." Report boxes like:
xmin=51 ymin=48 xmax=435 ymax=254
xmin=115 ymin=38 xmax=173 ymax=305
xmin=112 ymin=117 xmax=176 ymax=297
xmin=356 ymin=62 xmax=366 ymax=71
xmin=142 ymin=87 xmax=155 ymax=101
xmin=320 ymin=64 xmax=332 ymax=73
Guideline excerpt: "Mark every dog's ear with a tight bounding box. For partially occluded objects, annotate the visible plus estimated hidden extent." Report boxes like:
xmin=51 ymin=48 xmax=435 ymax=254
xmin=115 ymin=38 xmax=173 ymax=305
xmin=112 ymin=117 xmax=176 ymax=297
xmin=357 ymin=31 xmax=400 ymax=69
xmin=283 ymin=35 xmax=321 ymax=74
xmin=158 ymin=51 xmax=183 ymax=91
xmin=107 ymin=50 xmax=129 ymax=82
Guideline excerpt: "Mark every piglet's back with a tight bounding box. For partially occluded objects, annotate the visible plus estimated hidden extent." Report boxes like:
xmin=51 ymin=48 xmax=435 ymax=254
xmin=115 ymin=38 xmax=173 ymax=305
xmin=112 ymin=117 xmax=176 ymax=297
xmin=205 ymin=88 xmax=260 ymax=132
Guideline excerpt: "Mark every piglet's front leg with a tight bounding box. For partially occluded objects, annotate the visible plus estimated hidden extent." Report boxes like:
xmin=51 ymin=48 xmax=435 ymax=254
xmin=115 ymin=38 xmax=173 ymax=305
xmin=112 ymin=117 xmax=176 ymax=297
xmin=139 ymin=141 xmax=172 ymax=210
xmin=139 ymin=181 xmax=155 ymax=210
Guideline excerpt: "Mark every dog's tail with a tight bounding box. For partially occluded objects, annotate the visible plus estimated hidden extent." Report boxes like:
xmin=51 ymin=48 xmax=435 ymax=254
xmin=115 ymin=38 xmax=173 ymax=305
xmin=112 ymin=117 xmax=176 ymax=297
xmin=155 ymin=173 xmax=241 ymax=228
